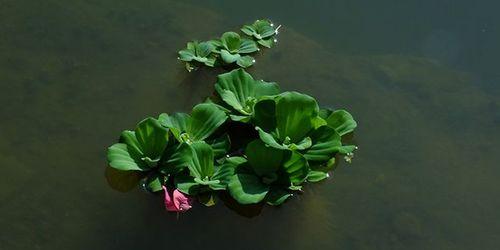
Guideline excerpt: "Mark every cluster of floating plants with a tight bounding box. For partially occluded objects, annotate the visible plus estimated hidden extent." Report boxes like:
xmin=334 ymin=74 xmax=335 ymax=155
xmin=178 ymin=19 xmax=280 ymax=71
xmin=106 ymin=20 xmax=357 ymax=213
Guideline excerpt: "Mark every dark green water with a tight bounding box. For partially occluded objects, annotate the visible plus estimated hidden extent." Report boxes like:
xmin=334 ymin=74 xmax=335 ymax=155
xmin=1 ymin=0 xmax=499 ymax=249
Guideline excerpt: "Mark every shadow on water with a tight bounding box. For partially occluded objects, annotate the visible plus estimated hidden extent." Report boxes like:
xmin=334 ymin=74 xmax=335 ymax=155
xmin=104 ymin=167 xmax=267 ymax=218
xmin=218 ymin=192 xmax=264 ymax=218
xmin=174 ymin=66 xmax=221 ymax=105
xmin=104 ymin=166 xmax=144 ymax=193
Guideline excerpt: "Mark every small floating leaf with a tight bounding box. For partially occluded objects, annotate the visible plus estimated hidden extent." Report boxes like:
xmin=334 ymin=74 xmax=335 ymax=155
xmin=324 ymin=110 xmax=357 ymax=136
xmin=228 ymin=173 xmax=269 ymax=204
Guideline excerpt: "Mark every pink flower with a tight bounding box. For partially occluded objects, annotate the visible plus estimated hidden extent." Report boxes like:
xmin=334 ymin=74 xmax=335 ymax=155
xmin=162 ymin=186 xmax=193 ymax=212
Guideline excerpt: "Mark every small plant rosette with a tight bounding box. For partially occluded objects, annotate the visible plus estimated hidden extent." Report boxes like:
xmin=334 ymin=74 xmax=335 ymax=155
xmin=177 ymin=19 xmax=281 ymax=71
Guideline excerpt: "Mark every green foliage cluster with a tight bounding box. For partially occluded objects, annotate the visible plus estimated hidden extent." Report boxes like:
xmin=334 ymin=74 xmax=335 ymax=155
xmin=107 ymin=68 xmax=357 ymax=207
xmin=107 ymin=20 xmax=358 ymax=209
xmin=178 ymin=19 xmax=280 ymax=71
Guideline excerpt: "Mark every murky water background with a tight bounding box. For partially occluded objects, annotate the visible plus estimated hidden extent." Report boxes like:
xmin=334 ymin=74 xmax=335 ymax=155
xmin=1 ymin=0 xmax=499 ymax=249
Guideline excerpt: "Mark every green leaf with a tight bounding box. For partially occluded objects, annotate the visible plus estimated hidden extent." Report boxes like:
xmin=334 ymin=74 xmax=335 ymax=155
xmin=311 ymin=116 xmax=327 ymax=129
xmin=228 ymin=173 xmax=269 ymax=204
xmin=178 ymin=49 xmax=195 ymax=61
xmin=257 ymin=38 xmax=274 ymax=48
xmin=215 ymin=69 xmax=279 ymax=117
xmin=204 ymin=56 xmax=216 ymax=67
xmin=325 ymin=110 xmax=357 ymax=136
xmin=144 ymin=172 xmax=165 ymax=192
xmin=252 ymin=20 xmax=276 ymax=38
xmin=159 ymin=143 xmax=191 ymax=174
xmin=310 ymin=157 xmax=336 ymax=172
xmin=210 ymin=163 xmax=237 ymax=190
xmin=175 ymin=175 xmax=200 ymax=195
xmin=252 ymin=98 xmax=277 ymax=131
xmin=304 ymin=126 xmax=342 ymax=162
xmin=132 ymin=117 xmax=169 ymax=163
xmin=238 ymin=39 xmax=259 ymax=54
xmin=120 ymin=131 xmax=143 ymax=162
xmin=241 ymin=20 xmax=276 ymax=41
xmin=289 ymin=137 xmax=312 ymax=150
xmin=256 ymin=127 xmax=287 ymax=150
xmin=335 ymin=145 xmax=357 ymax=154
xmin=230 ymin=114 xmax=252 ymax=122
xmin=241 ymin=25 xmax=255 ymax=36
xmin=208 ymin=134 xmax=230 ymax=158
xmin=209 ymin=39 xmax=222 ymax=48
xmin=188 ymin=103 xmax=227 ymax=141
xmin=319 ymin=108 xmax=333 ymax=119
xmin=178 ymin=41 xmax=216 ymax=65
xmin=223 ymin=156 xmax=248 ymax=166
xmin=218 ymin=89 xmax=245 ymax=113
xmin=236 ymin=55 xmax=255 ymax=68
xmin=307 ymin=170 xmax=329 ymax=182
xmin=110 ymin=118 xmax=169 ymax=170
xmin=219 ymin=35 xmax=257 ymax=66
xmin=246 ymin=140 xmax=285 ymax=176
xmin=266 ymin=188 xmax=292 ymax=206
xmin=159 ymin=104 xmax=227 ymax=143
xmin=220 ymin=49 xmax=240 ymax=64
xmin=241 ymin=20 xmax=277 ymax=48
xmin=283 ymin=152 xmax=309 ymax=185
xmin=107 ymin=143 xmax=146 ymax=171
xmin=275 ymin=92 xmax=319 ymax=143
xmin=158 ymin=113 xmax=189 ymax=142
xmin=195 ymin=41 xmax=214 ymax=57
xmin=221 ymin=32 xmax=242 ymax=53
xmin=186 ymin=141 xmax=214 ymax=179
xmin=194 ymin=178 xmax=220 ymax=186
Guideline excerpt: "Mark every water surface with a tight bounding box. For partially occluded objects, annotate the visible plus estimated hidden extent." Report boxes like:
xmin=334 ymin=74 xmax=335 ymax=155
xmin=1 ymin=0 xmax=499 ymax=249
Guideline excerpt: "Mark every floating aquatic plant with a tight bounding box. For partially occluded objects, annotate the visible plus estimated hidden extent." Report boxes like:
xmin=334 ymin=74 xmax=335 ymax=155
xmin=215 ymin=68 xmax=280 ymax=122
xmin=107 ymin=20 xmax=358 ymax=214
xmin=107 ymin=118 xmax=169 ymax=171
xmin=241 ymin=19 xmax=280 ymax=48
xmin=177 ymin=19 xmax=280 ymax=71
xmin=217 ymin=31 xmax=259 ymax=68
xmin=178 ymin=41 xmax=217 ymax=72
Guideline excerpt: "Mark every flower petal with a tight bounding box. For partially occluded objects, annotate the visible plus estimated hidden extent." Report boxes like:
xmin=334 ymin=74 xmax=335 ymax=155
xmin=173 ymin=189 xmax=193 ymax=212
xmin=162 ymin=186 xmax=178 ymax=212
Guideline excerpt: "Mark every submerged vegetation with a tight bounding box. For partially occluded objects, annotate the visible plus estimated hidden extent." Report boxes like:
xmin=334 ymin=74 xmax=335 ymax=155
xmin=107 ymin=20 xmax=357 ymax=213
xmin=178 ymin=19 xmax=279 ymax=71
